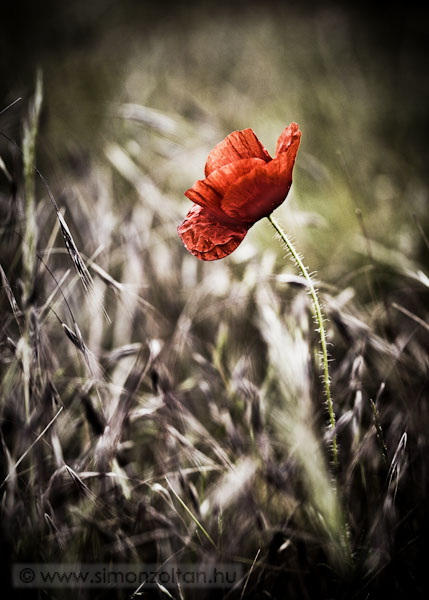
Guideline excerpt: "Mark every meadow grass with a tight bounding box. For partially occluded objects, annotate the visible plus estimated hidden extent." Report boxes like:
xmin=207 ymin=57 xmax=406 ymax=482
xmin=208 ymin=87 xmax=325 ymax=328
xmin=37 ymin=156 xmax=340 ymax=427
xmin=1 ymin=6 xmax=428 ymax=599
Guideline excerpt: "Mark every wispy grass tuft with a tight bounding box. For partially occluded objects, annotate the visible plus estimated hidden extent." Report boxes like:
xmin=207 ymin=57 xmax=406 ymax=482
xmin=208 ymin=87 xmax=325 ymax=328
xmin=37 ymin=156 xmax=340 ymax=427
xmin=22 ymin=71 xmax=43 ymax=297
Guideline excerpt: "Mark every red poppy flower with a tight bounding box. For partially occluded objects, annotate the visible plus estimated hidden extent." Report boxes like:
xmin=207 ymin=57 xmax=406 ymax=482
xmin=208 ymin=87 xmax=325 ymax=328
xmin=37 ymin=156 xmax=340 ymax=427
xmin=178 ymin=123 xmax=301 ymax=261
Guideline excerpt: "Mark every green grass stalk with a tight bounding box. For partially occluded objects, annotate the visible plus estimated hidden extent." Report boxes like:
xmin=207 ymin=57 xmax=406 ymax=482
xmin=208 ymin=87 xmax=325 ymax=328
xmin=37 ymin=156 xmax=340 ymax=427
xmin=22 ymin=71 xmax=43 ymax=294
xmin=165 ymin=477 xmax=217 ymax=549
xmin=20 ymin=72 xmax=43 ymax=418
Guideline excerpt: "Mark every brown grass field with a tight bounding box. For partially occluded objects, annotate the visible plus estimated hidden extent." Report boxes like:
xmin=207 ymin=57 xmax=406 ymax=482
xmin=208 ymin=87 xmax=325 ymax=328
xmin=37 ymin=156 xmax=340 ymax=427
xmin=1 ymin=2 xmax=428 ymax=598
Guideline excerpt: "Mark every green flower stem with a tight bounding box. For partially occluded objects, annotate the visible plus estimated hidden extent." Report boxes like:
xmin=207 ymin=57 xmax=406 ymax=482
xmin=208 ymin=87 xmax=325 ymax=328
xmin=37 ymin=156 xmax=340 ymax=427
xmin=268 ymin=214 xmax=338 ymax=468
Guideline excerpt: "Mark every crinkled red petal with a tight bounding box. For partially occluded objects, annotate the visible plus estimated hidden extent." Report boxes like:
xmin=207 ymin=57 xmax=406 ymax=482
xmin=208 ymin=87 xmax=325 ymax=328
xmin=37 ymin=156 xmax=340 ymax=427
xmin=185 ymin=158 xmax=266 ymax=222
xmin=177 ymin=205 xmax=248 ymax=261
xmin=275 ymin=122 xmax=301 ymax=158
xmin=204 ymin=128 xmax=271 ymax=176
xmin=221 ymin=152 xmax=297 ymax=223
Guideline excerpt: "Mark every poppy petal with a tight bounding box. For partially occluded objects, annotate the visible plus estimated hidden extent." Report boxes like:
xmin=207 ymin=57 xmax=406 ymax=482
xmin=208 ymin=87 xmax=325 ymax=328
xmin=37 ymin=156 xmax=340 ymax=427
xmin=185 ymin=158 xmax=267 ymax=221
xmin=204 ymin=128 xmax=271 ymax=176
xmin=275 ymin=122 xmax=301 ymax=157
xmin=221 ymin=152 xmax=298 ymax=223
xmin=177 ymin=205 xmax=248 ymax=261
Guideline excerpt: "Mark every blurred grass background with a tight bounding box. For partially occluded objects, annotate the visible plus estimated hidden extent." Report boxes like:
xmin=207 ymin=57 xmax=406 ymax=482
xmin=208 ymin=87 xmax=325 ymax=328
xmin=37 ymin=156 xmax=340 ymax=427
xmin=1 ymin=1 xmax=429 ymax=599
xmin=2 ymin=0 xmax=428 ymax=275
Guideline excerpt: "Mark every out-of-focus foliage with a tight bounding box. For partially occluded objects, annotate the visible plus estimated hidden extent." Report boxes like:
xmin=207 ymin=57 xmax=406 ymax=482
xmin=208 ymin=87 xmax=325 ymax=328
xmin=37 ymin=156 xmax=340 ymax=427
xmin=2 ymin=2 xmax=428 ymax=276
xmin=1 ymin=2 xmax=428 ymax=599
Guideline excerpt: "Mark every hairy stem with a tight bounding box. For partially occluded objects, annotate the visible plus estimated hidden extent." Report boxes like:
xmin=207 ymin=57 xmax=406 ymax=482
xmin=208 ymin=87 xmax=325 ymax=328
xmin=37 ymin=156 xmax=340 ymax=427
xmin=268 ymin=213 xmax=338 ymax=468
